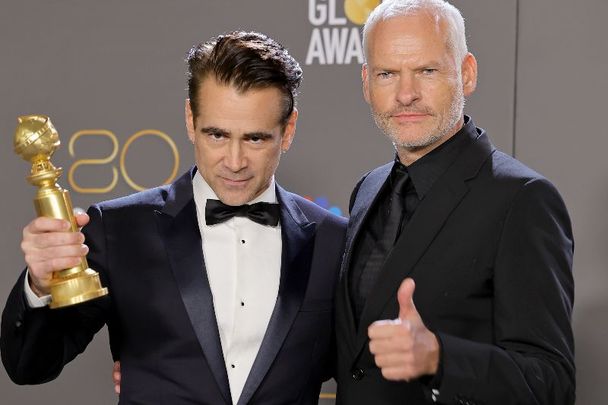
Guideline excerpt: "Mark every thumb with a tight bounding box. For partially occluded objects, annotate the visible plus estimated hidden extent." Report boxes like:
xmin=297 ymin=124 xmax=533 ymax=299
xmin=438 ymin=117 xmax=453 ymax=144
xmin=397 ymin=278 xmax=418 ymax=320
xmin=74 ymin=211 xmax=90 ymax=229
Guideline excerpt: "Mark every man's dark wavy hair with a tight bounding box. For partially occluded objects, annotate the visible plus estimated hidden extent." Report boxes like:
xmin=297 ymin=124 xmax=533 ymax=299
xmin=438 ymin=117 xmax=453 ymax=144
xmin=186 ymin=31 xmax=303 ymax=126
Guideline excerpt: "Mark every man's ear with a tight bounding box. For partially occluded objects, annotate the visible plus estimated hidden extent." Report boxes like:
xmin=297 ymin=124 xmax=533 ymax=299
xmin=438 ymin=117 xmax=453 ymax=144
xmin=185 ymin=99 xmax=195 ymax=144
xmin=362 ymin=63 xmax=371 ymax=104
xmin=461 ymin=52 xmax=478 ymax=97
xmin=280 ymin=108 xmax=298 ymax=152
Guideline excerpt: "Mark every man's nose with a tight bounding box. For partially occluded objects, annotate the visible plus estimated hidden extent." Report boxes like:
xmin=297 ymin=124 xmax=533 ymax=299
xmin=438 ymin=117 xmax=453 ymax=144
xmin=224 ymin=141 xmax=247 ymax=172
xmin=396 ymin=74 xmax=421 ymax=106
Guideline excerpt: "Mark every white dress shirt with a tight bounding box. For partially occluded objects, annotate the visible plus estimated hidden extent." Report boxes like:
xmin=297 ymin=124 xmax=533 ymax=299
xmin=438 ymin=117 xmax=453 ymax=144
xmin=193 ymin=172 xmax=282 ymax=404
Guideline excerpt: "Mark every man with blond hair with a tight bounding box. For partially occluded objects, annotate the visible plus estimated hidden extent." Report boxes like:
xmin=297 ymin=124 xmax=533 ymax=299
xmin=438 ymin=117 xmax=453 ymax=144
xmin=335 ymin=1 xmax=575 ymax=404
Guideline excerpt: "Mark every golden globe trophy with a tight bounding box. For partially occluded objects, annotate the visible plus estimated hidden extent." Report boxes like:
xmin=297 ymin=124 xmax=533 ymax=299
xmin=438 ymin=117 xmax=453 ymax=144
xmin=14 ymin=115 xmax=108 ymax=309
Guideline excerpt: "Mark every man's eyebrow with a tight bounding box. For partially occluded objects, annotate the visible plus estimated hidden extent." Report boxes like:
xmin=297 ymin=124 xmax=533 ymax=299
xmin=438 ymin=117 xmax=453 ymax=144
xmin=370 ymin=65 xmax=396 ymax=72
xmin=200 ymin=126 xmax=230 ymax=136
xmin=243 ymin=131 xmax=274 ymax=140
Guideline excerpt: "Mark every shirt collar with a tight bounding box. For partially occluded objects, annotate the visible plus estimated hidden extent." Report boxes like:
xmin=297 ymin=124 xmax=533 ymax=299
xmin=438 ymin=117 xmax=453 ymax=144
xmin=395 ymin=115 xmax=479 ymax=199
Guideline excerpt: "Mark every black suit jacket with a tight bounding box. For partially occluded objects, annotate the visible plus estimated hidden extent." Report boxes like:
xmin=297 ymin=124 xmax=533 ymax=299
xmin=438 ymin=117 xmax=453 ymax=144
xmin=335 ymin=124 xmax=575 ymax=405
xmin=1 ymin=168 xmax=347 ymax=405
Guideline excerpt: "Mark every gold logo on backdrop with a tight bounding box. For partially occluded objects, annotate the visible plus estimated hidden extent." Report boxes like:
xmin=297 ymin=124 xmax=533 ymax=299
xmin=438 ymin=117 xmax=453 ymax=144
xmin=69 ymin=130 xmax=119 ymax=194
xmin=68 ymin=129 xmax=180 ymax=193
xmin=120 ymin=129 xmax=179 ymax=192
xmin=344 ymin=0 xmax=380 ymax=25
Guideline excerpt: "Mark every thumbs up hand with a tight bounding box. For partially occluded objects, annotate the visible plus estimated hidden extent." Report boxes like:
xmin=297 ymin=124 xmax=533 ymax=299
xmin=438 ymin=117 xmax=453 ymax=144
xmin=367 ymin=278 xmax=440 ymax=381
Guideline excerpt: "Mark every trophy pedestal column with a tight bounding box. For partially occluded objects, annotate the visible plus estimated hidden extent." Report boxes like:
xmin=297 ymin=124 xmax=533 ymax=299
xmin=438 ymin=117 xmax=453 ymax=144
xmin=31 ymin=170 xmax=108 ymax=308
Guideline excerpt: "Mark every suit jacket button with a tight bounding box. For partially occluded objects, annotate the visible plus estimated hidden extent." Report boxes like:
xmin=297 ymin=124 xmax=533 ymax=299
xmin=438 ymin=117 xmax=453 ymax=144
xmin=351 ymin=368 xmax=365 ymax=381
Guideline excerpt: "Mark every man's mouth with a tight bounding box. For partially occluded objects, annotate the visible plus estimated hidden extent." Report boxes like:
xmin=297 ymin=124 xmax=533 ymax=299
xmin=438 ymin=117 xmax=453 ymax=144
xmin=392 ymin=112 xmax=430 ymax=123
xmin=220 ymin=176 xmax=251 ymax=187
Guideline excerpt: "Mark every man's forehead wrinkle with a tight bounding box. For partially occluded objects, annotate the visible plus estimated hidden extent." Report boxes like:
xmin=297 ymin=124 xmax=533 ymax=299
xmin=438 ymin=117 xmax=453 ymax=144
xmin=369 ymin=14 xmax=451 ymax=67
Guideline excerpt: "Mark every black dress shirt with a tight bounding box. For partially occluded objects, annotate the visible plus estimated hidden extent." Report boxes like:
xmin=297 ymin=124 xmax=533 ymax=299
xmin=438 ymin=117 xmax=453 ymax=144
xmin=349 ymin=116 xmax=478 ymax=323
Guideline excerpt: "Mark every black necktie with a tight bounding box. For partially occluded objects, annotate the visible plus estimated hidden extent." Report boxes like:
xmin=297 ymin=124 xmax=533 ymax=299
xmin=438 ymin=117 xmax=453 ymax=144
xmin=355 ymin=165 xmax=409 ymax=318
xmin=205 ymin=199 xmax=280 ymax=226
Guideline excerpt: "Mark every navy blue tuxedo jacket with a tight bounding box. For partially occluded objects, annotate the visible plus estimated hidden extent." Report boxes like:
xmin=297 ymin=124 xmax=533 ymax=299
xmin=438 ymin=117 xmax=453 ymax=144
xmin=1 ymin=168 xmax=347 ymax=405
xmin=335 ymin=123 xmax=575 ymax=405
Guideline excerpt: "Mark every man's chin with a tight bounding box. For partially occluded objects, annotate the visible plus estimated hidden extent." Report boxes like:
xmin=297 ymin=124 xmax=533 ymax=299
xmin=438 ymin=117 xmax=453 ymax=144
xmin=389 ymin=131 xmax=440 ymax=149
xmin=216 ymin=194 xmax=252 ymax=206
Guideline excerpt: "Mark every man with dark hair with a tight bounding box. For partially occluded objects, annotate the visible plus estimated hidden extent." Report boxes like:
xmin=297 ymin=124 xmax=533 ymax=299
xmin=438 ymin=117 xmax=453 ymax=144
xmin=334 ymin=0 xmax=575 ymax=404
xmin=1 ymin=31 xmax=346 ymax=404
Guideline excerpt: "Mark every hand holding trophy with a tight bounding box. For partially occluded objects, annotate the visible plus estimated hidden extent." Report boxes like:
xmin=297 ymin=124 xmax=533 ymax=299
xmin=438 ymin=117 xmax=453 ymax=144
xmin=14 ymin=115 xmax=108 ymax=308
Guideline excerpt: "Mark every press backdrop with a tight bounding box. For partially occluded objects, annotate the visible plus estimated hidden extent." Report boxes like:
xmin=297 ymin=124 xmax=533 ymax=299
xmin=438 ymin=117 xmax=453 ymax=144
xmin=1 ymin=1 xmax=606 ymax=403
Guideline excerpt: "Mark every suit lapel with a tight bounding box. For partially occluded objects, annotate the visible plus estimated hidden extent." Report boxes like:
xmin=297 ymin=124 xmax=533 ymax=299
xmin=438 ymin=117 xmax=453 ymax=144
xmin=354 ymin=133 xmax=495 ymax=353
xmin=155 ymin=169 xmax=231 ymax=404
xmin=343 ymin=163 xmax=394 ymax=274
xmin=237 ymin=186 xmax=316 ymax=405
xmin=337 ymin=163 xmax=392 ymax=354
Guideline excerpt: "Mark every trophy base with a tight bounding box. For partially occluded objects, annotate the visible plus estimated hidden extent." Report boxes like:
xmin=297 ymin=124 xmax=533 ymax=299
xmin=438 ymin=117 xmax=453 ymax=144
xmin=49 ymin=268 xmax=108 ymax=309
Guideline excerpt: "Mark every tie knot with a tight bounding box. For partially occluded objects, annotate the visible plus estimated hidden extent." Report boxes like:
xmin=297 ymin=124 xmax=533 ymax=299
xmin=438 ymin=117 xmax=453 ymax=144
xmin=391 ymin=164 xmax=409 ymax=196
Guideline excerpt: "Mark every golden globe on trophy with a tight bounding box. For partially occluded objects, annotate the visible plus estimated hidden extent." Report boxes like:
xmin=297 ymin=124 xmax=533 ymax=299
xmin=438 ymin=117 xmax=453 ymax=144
xmin=14 ymin=115 xmax=108 ymax=309
xmin=344 ymin=0 xmax=380 ymax=25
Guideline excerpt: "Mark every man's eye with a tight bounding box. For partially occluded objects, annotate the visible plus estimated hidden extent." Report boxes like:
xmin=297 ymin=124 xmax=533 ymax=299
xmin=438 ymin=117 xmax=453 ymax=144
xmin=209 ymin=133 xmax=224 ymax=140
xmin=378 ymin=71 xmax=394 ymax=79
xmin=248 ymin=135 xmax=271 ymax=144
xmin=422 ymin=68 xmax=437 ymax=75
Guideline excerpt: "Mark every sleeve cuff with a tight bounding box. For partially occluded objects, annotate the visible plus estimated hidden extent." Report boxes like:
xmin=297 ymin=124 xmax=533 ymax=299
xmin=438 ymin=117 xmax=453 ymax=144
xmin=24 ymin=270 xmax=51 ymax=308
xmin=419 ymin=331 xmax=444 ymax=402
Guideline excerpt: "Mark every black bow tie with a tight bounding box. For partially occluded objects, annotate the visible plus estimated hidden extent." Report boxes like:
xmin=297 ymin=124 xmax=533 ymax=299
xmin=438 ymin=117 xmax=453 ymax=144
xmin=205 ymin=199 xmax=280 ymax=226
